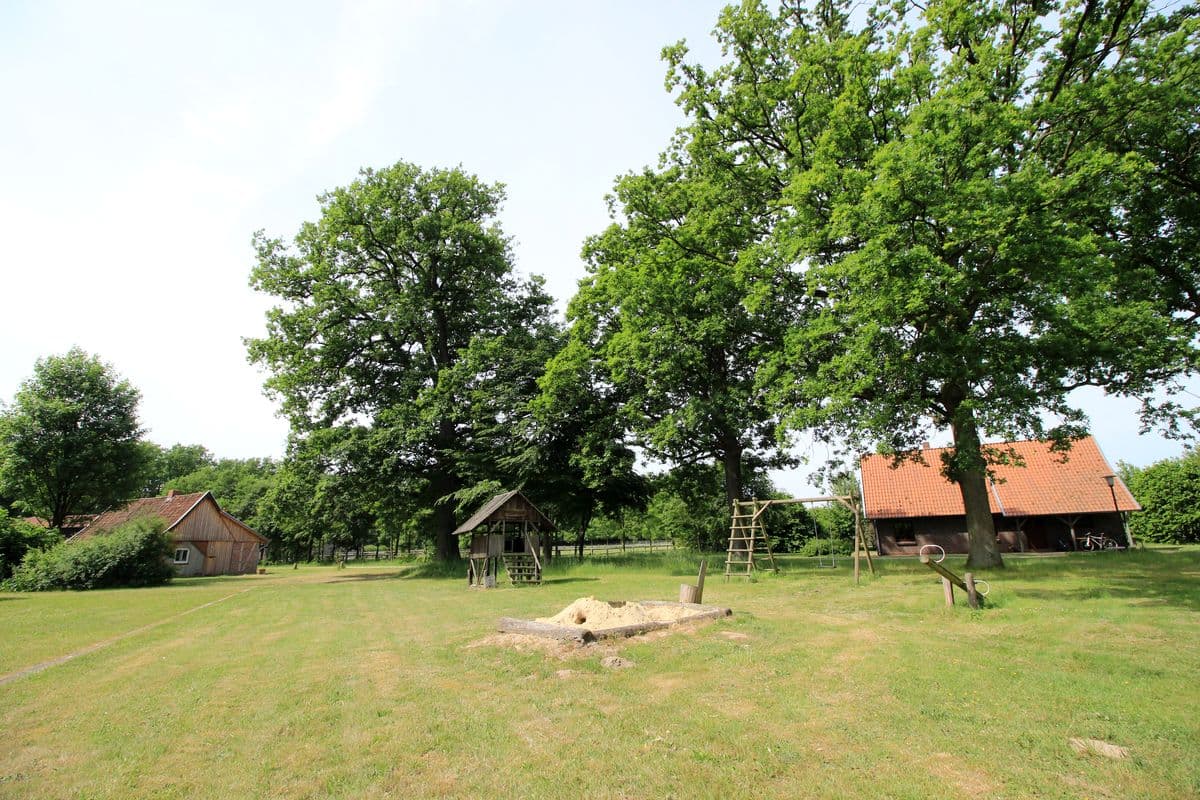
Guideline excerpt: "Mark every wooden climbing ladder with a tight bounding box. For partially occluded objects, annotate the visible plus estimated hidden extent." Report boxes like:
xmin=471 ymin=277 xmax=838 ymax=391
xmin=724 ymin=495 xmax=877 ymax=584
xmin=725 ymin=499 xmax=779 ymax=579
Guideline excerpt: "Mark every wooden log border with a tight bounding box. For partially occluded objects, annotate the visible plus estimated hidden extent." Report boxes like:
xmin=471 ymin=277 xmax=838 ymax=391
xmin=497 ymin=601 xmax=733 ymax=643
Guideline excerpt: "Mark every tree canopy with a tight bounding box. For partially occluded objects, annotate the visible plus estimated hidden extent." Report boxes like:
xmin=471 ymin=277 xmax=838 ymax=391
xmin=137 ymin=443 xmax=215 ymax=497
xmin=248 ymin=162 xmax=558 ymax=560
xmin=567 ymin=133 xmax=796 ymax=509
xmin=165 ymin=456 xmax=278 ymax=534
xmin=0 ymin=348 xmax=147 ymax=530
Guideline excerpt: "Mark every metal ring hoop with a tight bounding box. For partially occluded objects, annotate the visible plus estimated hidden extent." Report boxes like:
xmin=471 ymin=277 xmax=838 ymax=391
xmin=973 ymin=578 xmax=991 ymax=597
xmin=919 ymin=544 xmax=946 ymax=563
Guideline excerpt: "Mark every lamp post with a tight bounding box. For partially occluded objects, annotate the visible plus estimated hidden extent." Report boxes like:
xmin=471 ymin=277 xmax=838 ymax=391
xmin=1103 ymin=474 xmax=1133 ymax=549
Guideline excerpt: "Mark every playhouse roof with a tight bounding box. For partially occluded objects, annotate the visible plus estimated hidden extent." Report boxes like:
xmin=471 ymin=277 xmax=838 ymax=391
xmin=453 ymin=490 xmax=556 ymax=535
xmin=860 ymin=436 xmax=1141 ymax=520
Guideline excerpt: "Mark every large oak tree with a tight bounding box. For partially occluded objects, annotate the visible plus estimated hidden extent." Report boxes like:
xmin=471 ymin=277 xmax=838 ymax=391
xmin=663 ymin=0 xmax=1197 ymax=567
xmin=248 ymin=162 xmax=556 ymax=561
xmin=568 ymin=157 xmax=796 ymax=511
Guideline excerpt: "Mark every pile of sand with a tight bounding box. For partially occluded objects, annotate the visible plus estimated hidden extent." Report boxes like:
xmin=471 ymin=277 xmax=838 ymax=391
xmin=536 ymin=597 xmax=696 ymax=629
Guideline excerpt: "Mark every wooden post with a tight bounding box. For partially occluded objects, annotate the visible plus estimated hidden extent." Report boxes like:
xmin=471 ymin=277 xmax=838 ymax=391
xmin=964 ymin=572 xmax=980 ymax=610
xmin=854 ymin=537 xmax=861 ymax=584
xmin=680 ymin=559 xmax=708 ymax=604
xmin=942 ymin=577 xmax=955 ymax=606
xmin=857 ymin=506 xmax=876 ymax=576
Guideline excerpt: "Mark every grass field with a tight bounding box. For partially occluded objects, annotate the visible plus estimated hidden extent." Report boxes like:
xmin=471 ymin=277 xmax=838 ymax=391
xmin=1 ymin=548 xmax=1197 ymax=799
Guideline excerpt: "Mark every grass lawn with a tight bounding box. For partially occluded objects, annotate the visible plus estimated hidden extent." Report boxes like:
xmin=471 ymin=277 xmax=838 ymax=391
xmin=1 ymin=548 xmax=1197 ymax=799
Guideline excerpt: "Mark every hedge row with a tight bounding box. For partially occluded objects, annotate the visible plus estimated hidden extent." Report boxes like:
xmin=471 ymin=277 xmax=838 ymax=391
xmin=2 ymin=517 xmax=175 ymax=591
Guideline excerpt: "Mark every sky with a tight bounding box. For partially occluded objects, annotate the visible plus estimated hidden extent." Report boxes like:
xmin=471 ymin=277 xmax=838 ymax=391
xmin=0 ymin=0 xmax=1193 ymax=497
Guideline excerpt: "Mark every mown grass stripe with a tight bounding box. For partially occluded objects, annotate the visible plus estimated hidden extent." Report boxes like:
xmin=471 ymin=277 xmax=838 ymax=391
xmin=0 ymin=587 xmax=258 ymax=687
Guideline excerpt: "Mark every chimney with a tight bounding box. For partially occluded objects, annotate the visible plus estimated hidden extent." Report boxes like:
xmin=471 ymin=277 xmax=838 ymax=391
xmin=166 ymin=489 xmax=177 ymax=498
xmin=922 ymin=441 xmax=931 ymax=450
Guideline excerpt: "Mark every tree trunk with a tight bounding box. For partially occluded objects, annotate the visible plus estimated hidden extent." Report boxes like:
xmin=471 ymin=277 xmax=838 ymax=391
xmin=430 ymin=468 xmax=460 ymax=562
xmin=430 ymin=413 xmax=461 ymax=561
xmin=948 ymin=408 xmax=1004 ymax=569
xmin=575 ymin=501 xmax=594 ymax=560
xmin=720 ymin=437 xmax=744 ymax=508
xmin=432 ymin=501 xmax=458 ymax=561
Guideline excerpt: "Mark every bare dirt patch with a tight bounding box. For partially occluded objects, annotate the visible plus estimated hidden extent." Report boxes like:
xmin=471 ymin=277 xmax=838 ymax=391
xmin=600 ymin=656 xmax=634 ymax=670
xmin=926 ymin=752 xmax=1000 ymax=796
xmin=1070 ymin=737 xmax=1130 ymax=760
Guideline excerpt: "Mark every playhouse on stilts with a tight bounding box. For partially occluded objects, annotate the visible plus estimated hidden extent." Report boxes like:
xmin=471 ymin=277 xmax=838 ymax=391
xmin=456 ymin=490 xmax=555 ymax=587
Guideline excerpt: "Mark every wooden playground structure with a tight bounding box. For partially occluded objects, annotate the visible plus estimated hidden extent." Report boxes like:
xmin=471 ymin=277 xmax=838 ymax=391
xmin=919 ymin=545 xmax=990 ymax=609
xmin=725 ymin=495 xmax=876 ymax=583
xmin=456 ymin=490 xmax=554 ymax=587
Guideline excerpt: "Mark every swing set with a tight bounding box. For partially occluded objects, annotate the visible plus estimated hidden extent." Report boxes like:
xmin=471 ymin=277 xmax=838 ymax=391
xmin=725 ymin=495 xmax=876 ymax=583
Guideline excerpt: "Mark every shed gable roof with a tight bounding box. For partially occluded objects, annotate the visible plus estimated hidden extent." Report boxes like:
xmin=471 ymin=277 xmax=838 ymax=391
xmin=860 ymin=436 xmax=1140 ymax=520
xmin=453 ymin=490 xmax=555 ymax=535
xmin=220 ymin=511 xmax=269 ymax=544
xmin=70 ymin=492 xmax=267 ymax=543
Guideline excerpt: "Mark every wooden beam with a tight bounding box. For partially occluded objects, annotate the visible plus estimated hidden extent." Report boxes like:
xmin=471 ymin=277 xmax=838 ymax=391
xmin=964 ymin=572 xmax=981 ymax=610
xmin=755 ymin=495 xmax=854 ymax=507
xmin=497 ymin=618 xmax=594 ymax=643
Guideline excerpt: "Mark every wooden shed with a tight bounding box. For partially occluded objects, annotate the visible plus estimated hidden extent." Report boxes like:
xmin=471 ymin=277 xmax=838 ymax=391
xmin=71 ymin=490 xmax=267 ymax=576
xmin=454 ymin=490 xmax=555 ymax=587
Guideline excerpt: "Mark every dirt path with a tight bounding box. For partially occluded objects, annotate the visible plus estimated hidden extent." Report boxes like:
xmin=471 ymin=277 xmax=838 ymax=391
xmin=0 ymin=586 xmax=259 ymax=687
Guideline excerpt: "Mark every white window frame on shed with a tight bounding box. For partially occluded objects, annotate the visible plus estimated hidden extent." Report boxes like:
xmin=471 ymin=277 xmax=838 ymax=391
xmin=173 ymin=548 xmax=189 ymax=565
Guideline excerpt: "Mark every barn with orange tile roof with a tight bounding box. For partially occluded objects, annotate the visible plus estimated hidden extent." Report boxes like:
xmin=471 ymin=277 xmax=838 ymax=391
xmin=71 ymin=490 xmax=266 ymax=576
xmin=860 ymin=436 xmax=1139 ymax=555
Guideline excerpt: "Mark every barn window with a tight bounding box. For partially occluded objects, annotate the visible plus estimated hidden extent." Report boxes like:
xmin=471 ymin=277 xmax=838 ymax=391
xmin=173 ymin=548 xmax=189 ymax=564
xmin=894 ymin=522 xmax=917 ymax=545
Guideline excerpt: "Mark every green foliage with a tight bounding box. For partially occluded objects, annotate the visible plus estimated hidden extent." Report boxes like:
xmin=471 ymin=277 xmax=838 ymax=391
xmin=579 ymin=465 xmax=822 ymax=553
xmin=137 ymin=443 xmax=215 ymax=497
xmin=0 ymin=511 xmax=58 ymax=580
xmin=0 ymin=348 xmax=147 ymax=529
xmin=1123 ymin=452 xmax=1200 ymax=544
xmin=3 ymin=517 xmax=175 ymax=591
xmin=166 ymin=457 xmax=277 ymax=532
xmin=527 ymin=334 xmax=651 ymax=554
xmin=257 ymin=431 xmax=382 ymax=561
xmin=567 ymin=119 xmax=795 ymax=507
xmin=247 ymin=161 xmax=558 ymax=560
xmin=795 ymin=534 xmax=851 ymax=558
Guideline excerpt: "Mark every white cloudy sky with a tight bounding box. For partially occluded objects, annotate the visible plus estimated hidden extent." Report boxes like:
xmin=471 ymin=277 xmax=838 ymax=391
xmin=0 ymin=0 xmax=1192 ymax=495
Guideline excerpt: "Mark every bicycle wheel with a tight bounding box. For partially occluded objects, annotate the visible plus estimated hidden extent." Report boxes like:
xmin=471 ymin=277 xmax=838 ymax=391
xmin=1102 ymin=537 xmax=1120 ymax=550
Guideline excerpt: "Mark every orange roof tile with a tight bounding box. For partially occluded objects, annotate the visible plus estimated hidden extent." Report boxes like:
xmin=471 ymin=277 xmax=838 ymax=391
xmin=861 ymin=436 xmax=1140 ymax=519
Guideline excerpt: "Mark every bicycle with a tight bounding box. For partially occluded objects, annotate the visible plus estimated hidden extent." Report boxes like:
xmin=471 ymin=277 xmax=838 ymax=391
xmin=1077 ymin=532 xmax=1120 ymax=551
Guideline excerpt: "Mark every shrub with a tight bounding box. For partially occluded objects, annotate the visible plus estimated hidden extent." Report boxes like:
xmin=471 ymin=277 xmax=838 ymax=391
xmin=795 ymin=535 xmax=852 ymax=558
xmin=0 ymin=512 xmax=59 ymax=580
xmin=3 ymin=516 xmax=175 ymax=591
xmin=1123 ymin=452 xmax=1200 ymax=544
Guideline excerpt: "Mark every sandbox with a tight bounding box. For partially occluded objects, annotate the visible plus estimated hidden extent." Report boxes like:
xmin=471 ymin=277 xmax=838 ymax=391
xmin=497 ymin=596 xmax=732 ymax=644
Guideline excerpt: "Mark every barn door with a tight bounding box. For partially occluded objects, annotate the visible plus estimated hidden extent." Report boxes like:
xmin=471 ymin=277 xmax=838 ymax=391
xmin=207 ymin=541 xmax=233 ymax=575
